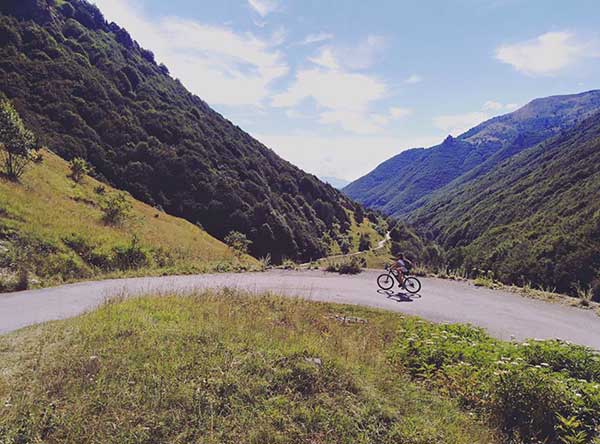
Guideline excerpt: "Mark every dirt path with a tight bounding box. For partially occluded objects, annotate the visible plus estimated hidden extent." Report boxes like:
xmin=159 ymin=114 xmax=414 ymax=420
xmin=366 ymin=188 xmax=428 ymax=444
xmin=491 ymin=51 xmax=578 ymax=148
xmin=1 ymin=270 xmax=598 ymax=349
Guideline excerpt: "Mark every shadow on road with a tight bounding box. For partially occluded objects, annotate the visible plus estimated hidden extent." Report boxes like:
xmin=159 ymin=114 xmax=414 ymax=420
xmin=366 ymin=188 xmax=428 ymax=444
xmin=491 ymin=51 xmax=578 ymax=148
xmin=377 ymin=289 xmax=422 ymax=302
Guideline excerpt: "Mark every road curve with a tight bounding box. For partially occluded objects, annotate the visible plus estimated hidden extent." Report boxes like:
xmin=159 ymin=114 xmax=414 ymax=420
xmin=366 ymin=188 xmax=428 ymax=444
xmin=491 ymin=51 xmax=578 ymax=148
xmin=1 ymin=270 xmax=598 ymax=349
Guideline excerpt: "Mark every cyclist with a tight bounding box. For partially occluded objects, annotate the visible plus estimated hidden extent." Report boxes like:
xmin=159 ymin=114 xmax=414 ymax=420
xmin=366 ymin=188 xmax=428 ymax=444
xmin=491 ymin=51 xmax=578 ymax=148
xmin=391 ymin=253 xmax=413 ymax=286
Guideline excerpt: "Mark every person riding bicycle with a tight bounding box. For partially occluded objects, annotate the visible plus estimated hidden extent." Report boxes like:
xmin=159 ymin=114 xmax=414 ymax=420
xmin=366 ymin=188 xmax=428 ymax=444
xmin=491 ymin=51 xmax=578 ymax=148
xmin=391 ymin=253 xmax=413 ymax=286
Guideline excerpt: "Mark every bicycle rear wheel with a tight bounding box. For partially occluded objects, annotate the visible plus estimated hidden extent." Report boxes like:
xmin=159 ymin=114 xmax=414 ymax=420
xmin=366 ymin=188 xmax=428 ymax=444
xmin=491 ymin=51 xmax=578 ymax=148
xmin=377 ymin=274 xmax=395 ymax=290
xmin=403 ymin=276 xmax=421 ymax=294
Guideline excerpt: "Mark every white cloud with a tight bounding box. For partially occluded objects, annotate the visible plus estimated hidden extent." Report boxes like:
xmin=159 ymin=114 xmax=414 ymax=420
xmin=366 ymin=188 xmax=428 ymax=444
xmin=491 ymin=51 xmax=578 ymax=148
xmin=92 ymin=0 xmax=288 ymax=107
xmin=301 ymin=32 xmax=334 ymax=45
xmin=389 ymin=107 xmax=413 ymax=119
xmin=405 ymin=74 xmax=422 ymax=84
xmin=495 ymin=31 xmax=597 ymax=75
xmin=272 ymin=66 xmax=390 ymax=134
xmin=338 ymin=34 xmax=387 ymax=70
xmin=434 ymin=100 xmax=520 ymax=136
xmin=434 ymin=112 xmax=488 ymax=136
xmin=274 ymin=35 xmax=401 ymax=134
xmin=255 ymin=132 xmax=442 ymax=181
xmin=248 ymin=0 xmax=278 ymax=17
xmin=308 ymin=48 xmax=339 ymax=70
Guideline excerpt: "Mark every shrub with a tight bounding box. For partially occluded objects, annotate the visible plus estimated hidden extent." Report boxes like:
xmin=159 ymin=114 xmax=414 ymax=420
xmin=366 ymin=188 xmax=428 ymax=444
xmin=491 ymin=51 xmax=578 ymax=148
xmin=151 ymin=246 xmax=174 ymax=268
xmin=15 ymin=268 xmax=29 ymax=291
xmin=224 ymin=230 xmax=251 ymax=257
xmin=358 ymin=233 xmax=371 ymax=251
xmin=40 ymin=252 xmax=92 ymax=281
xmin=388 ymin=321 xmax=600 ymax=443
xmin=101 ymin=192 xmax=132 ymax=225
xmin=111 ymin=235 xmax=149 ymax=271
xmin=68 ymin=157 xmax=89 ymax=183
xmin=63 ymin=233 xmax=95 ymax=259
xmin=0 ymin=100 xmax=39 ymax=181
xmin=338 ymin=235 xmax=352 ymax=254
xmin=280 ymin=258 xmax=297 ymax=270
xmin=325 ymin=256 xmax=365 ymax=275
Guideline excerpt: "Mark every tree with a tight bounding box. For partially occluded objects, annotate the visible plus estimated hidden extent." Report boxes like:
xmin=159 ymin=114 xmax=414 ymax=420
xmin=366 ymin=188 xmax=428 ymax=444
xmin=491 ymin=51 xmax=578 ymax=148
xmin=224 ymin=231 xmax=252 ymax=258
xmin=0 ymin=100 xmax=38 ymax=181
xmin=358 ymin=233 xmax=371 ymax=252
xmin=69 ymin=157 xmax=89 ymax=183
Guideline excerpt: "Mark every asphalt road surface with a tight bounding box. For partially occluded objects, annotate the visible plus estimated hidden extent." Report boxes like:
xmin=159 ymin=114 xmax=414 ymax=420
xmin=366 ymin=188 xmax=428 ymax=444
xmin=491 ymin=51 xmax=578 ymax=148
xmin=1 ymin=270 xmax=598 ymax=349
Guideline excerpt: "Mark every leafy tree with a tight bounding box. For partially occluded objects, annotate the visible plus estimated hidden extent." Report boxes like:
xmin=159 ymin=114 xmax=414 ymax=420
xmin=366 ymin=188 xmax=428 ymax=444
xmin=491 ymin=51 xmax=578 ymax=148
xmin=224 ymin=231 xmax=251 ymax=257
xmin=0 ymin=100 xmax=38 ymax=181
xmin=101 ymin=192 xmax=132 ymax=225
xmin=358 ymin=233 xmax=371 ymax=252
xmin=69 ymin=157 xmax=89 ymax=183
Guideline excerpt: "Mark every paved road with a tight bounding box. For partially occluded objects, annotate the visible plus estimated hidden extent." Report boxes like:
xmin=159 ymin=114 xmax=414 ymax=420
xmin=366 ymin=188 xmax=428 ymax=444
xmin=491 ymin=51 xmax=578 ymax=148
xmin=1 ymin=270 xmax=598 ymax=349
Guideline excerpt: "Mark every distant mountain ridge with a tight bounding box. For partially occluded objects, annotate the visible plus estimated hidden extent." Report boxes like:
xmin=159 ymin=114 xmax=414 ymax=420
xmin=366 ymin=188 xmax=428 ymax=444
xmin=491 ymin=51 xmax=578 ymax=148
xmin=410 ymin=110 xmax=600 ymax=295
xmin=344 ymin=90 xmax=600 ymax=217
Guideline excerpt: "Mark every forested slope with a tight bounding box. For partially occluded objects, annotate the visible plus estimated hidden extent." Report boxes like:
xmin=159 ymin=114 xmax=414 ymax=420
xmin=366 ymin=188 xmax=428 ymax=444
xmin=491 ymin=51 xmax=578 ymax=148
xmin=410 ymin=112 xmax=600 ymax=296
xmin=344 ymin=90 xmax=600 ymax=218
xmin=0 ymin=0 xmax=368 ymax=263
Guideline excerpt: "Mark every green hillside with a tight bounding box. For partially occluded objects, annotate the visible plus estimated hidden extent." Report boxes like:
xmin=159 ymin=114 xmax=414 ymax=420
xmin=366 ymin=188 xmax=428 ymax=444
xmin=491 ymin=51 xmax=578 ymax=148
xmin=0 ymin=150 xmax=257 ymax=290
xmin=344 ymin=90 xmax=600 ymax=218
xmin=410 ymin=112 xmax=600 ymax=296
xmin=0 ymin=0 xmax=368 ymax=263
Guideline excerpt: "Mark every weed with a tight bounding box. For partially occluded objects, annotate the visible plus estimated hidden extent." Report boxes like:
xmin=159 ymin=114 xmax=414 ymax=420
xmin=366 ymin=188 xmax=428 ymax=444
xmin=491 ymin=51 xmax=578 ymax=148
xmin=574 ymin=282 xmax=594 ymax=307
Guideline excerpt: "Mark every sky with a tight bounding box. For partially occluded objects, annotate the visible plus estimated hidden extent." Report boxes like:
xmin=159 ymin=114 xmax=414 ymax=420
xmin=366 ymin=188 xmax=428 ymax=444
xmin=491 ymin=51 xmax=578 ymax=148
xmin=92 ymin=0 xmax=600 ymax=181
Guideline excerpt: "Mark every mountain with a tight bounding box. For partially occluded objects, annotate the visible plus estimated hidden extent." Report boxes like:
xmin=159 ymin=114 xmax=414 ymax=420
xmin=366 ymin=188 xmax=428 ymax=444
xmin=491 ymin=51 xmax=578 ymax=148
xmin=344 ymin=90 xmax=600 ymax=218
xmin=0 ymin=0 xmax=370 ymax=263
xmin=0 ymin=149 xmax=257 ymax=290
xmin=321 ymin=176 xmax=350 ymax=189
xmin=410 ymin=111 xmax=600 ymax=295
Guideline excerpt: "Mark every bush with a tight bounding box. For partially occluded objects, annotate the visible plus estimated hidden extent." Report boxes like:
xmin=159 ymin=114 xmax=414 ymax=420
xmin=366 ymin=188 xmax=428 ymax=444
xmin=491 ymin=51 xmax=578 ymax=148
xmin=68 ymin=157 xmax=89 ymax=183
xmin=101 ymin=192 xmax=132 ymax=225
xmin=358 ymin=233 xmax=371 ymax=251
xmin=388 ymin=321 xmax=600 ymax=443
xmin=63 ymin=233 xmax=95 ymax=259
xmin=325 ymin=256 xmax=365 ymax=275
xmin=15 ymin=268 xmax=28 ymax=291
xmin=224 ymin=231 xmax=251 ymax=257
xmin=111 ymin=235 xmax=149 ymax=271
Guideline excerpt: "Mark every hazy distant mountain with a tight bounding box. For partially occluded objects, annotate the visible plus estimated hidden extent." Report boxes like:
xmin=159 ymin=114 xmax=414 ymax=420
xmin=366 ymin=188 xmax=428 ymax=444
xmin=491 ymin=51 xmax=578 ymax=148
xmin=321 ymin=176 xmax=350 ymax=189
xmin=344 ymin=90 xmax=600 ymax=218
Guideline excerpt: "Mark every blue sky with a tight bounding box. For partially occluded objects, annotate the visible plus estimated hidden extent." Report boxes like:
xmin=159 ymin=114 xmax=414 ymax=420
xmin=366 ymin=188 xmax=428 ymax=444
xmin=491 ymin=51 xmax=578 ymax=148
xmin=93 ymin=0 xmax=600 ymax=181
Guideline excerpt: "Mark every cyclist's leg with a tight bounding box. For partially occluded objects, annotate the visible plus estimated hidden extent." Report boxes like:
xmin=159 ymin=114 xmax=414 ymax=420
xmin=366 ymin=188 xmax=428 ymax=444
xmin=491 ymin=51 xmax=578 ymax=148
xmin=396 ymin=270 xmax=404 ymax=286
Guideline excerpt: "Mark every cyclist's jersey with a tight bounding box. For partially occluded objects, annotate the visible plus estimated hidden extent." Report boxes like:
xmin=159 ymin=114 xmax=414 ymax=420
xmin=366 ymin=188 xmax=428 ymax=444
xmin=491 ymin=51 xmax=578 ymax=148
xmin=396 ymin=259 xmax=408 ymax=272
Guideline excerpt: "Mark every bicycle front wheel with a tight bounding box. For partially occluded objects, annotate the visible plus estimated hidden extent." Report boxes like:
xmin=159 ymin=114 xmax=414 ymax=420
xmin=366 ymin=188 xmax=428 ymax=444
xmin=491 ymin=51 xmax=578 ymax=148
xmin=403 ymin=277 xmax=421 ymax=294
xmin=377 ymin=273 xmax=395 ymax=290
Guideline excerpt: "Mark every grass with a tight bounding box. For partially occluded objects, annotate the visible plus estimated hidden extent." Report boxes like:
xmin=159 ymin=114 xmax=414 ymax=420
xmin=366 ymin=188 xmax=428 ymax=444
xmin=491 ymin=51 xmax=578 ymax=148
xmin=0 ymin=151 xmax=258 ymax=289
xmin=0 ymin=291 xmax=498 ymax=444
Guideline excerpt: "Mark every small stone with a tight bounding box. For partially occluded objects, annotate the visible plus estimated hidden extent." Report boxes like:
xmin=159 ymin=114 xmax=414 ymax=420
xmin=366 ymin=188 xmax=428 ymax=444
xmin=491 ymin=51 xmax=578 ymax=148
xmin=305 ymin=357 xmax=322 ymax=366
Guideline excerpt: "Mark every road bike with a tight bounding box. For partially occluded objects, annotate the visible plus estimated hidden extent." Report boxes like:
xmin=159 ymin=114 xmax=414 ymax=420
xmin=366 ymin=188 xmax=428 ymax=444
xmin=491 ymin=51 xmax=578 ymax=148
xmin=377 ymin=265 xmax=422 ymax=294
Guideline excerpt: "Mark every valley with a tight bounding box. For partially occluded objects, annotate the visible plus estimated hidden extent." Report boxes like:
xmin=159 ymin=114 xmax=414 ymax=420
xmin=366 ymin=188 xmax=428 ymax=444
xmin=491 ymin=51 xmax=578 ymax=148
xmin=1 ymin=0 xmax=600 ymax=443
